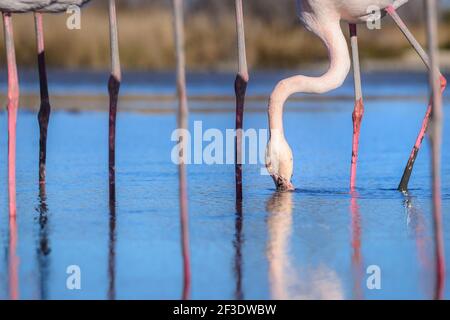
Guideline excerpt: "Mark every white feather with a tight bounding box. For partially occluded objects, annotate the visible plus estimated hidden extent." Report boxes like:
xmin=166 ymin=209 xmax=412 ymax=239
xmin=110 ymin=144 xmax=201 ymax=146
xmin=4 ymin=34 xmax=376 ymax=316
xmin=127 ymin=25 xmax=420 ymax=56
xmin=298 ymin=0 xmax=410 ymax=23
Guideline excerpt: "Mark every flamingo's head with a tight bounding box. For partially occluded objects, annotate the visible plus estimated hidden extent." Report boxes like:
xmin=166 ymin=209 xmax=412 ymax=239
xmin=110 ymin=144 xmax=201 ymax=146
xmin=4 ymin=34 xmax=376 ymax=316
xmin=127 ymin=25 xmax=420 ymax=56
xmin=265 ymin=134 xmax=294 ymax=191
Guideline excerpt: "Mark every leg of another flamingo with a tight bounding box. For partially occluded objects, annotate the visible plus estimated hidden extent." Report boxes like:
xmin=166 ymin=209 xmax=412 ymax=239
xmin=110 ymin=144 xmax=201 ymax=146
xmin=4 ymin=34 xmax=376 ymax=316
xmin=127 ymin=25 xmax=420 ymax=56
xmin=234 ymin=0 xmax=249 ymax=200
xmin=233 ymin=2 xmax=248 ymax=298
xmin=107 ymin=1 xmax=120 ymax=299
xmin=3 ymin=13 xmax=19 ymax=217
xmin=424 ymin=0 xmax=445 ymax=300
xmin=173 ymin=0 xmax=191 ymax=300
xmin=386 ymin=6 xmax=447 ymax=192
xmin=34 ymin=13 xmax=51 ymax=185
xmin=108 ymin=0 xmax=121 ymax=200
xmin=349 ymin=24 xmax=364 ymax=191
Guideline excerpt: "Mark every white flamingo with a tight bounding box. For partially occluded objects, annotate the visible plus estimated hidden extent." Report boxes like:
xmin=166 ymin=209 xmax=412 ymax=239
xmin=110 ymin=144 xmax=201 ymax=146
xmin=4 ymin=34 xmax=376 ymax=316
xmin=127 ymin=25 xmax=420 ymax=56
xmin=265 ymin=0 xmax=445 ymax=299
xmin=1 ymin=0 xmax=120 ymax=217
xmin=265 ymin=0 xmax=446 ymax=192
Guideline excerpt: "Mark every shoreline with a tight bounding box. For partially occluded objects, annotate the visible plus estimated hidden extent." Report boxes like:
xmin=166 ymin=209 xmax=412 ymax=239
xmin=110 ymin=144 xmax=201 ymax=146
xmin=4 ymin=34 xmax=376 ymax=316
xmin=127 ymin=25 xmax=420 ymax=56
xmin=0 ymin=68 xmax=448 ymax=114
xmin=1 ymin=92 xmax=448 ymax=115
xmin=1 ymin=53 xmax=450 ymax=74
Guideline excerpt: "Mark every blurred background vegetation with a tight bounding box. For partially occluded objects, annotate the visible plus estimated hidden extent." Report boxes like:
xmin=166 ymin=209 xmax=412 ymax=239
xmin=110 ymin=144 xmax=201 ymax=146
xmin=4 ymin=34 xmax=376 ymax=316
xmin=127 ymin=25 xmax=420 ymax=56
xmin=1 ymin=0 xmax=450 ymax=71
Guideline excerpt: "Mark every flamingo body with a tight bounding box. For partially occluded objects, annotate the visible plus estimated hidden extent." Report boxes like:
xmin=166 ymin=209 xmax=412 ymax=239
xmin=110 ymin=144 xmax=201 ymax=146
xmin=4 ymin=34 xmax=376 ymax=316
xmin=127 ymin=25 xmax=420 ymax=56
xmin=0 ymin=0 xmax=90 ymax=13
xmin=299 ymin=0 xmax=408 ymax=24
xmin=0 ymin=1 xmax=52 ymax=12
xmin=38 ymin=0 xmax=91 ymax=12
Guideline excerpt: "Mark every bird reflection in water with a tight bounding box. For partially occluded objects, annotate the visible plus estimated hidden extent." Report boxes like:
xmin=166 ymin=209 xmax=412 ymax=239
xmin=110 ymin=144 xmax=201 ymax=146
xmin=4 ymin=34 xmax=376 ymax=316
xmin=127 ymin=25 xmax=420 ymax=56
xmin=266 ymin=192 xmax=294 ymax=299
xmin=402 ymin=193 xmax=439 ymax=299
xmin=35 ymin=184 xmax=51 ymax=300
xmin=108 ymin=183 xmax=117 ymax=300
xmin=266 ymin=192 xmax=343 ymax=299
xmin=404 ymin=194 xmax=430 ymax=270
xmin=349 ymin=191 xmax=363 ymax=300
xmin=233 ymin=183 xmax=244 ymax=300
xmin=108 ymin=102 xmax=118 ymax=300
xmin=8 ymin=206 xmax=19 ymax=300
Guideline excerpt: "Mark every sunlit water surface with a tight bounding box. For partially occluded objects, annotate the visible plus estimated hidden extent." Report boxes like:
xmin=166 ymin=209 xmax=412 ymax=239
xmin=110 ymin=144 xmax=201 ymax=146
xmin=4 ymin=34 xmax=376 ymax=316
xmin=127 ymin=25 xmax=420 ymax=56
xmin=0 ymin=71 xmax=449 ymax=299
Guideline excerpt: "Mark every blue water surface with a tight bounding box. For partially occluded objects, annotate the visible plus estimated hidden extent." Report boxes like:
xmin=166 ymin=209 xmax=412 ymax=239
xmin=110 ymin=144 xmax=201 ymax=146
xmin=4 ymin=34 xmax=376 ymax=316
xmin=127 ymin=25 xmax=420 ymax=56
xmin=0 ymin=71 xmax=449 ymax=299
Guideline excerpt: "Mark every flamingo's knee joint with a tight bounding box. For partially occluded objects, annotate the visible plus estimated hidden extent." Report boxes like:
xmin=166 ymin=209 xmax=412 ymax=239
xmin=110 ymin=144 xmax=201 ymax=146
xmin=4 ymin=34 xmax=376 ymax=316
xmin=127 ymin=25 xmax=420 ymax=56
xmin=440 ymin=75 xmax=447 ymax=91
xmin=7 ymin=96 xmax=19 ymax=107
xmin=385 ymin=5 xmax=396 ymax=15
xmin=352 ymin=99 xmax=364 ymax=123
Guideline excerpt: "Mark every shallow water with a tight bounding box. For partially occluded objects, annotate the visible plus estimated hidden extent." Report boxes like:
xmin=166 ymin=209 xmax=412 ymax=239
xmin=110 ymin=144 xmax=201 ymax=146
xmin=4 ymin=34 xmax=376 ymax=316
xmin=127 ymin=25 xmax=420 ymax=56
xmin=0 ymin=69 xmax=437 ymax=98
xmin=0 ymin=71 xmax=449 ymax=299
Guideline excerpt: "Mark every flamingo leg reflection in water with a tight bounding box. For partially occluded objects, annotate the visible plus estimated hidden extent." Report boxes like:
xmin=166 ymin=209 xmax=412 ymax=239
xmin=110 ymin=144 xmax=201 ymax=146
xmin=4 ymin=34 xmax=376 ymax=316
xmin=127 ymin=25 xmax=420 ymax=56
xmin=35 ymin=184 xmax=51 ymax=300
xmin=403 ymin=194 xmax=434 ymax=297
xmin=349 ymin=192 xmax=363 ymax=300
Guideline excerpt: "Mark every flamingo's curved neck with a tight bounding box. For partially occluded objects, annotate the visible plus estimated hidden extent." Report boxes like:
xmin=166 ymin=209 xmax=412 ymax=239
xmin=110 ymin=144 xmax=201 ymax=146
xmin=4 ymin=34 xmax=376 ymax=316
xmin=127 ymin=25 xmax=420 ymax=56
xmin=268 ymin=19 xmax=350 ymax=136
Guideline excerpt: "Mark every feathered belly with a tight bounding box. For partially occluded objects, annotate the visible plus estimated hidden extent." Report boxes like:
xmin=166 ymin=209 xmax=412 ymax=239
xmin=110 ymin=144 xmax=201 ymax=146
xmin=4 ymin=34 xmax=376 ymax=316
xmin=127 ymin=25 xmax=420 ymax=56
xmin=298 ymin=0 xmax=409 ymax=25
xmin=38 ymin=0 xmax=91 ymax=13
xmin=0 ymin=0 xmax=91 ymax=13
xmin=337 ymin=0 xmax=408 ymax=23
xmin=0 ymin=0 xmax=53 ymax=12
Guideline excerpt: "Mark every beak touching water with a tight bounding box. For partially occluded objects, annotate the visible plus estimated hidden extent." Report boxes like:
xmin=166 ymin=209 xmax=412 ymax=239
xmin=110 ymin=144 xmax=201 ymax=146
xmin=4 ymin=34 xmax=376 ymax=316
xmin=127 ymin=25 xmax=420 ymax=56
xmin=265 ymin=134 xmax=295 ymax=192
xmin=271 ymin=173 xmax=295 ymax=192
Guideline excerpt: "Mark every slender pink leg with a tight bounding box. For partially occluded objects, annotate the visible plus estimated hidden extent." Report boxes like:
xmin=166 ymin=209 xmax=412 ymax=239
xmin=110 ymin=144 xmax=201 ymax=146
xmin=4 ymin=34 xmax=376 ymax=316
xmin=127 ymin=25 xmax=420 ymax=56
xmin=424 ymin=0 xmax=445 ymax=300
xmin=349 ymin=24 xmax=364 ymax=191
xmin=430 ymin=48 xmax=446 ymax=301
xmin=34 ymin=13 xmax=51 ymax=185
xmin=4 ymin=13 xmax=20 ymax=299
xmin=386 ymin=6 xmax=447 ymax=192
xmin=3 ymin=13 xmax=19 ymax=217
xmin=173 ymin=0 xmax=191 ymax=300
xmin=397 ymin=82 xmax=446 ymax=192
